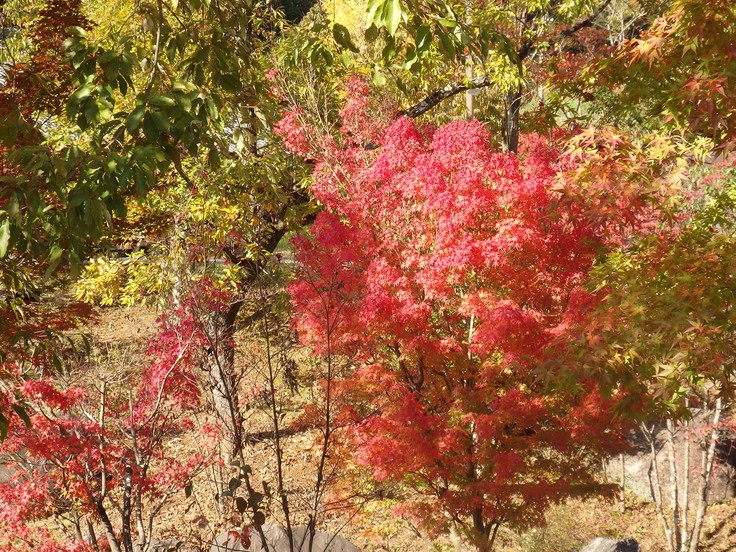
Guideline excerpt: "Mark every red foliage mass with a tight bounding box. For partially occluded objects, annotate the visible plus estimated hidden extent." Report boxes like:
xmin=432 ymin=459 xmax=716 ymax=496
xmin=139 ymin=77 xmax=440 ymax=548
xmin=284 ymin=77 xmax=637 ymax=542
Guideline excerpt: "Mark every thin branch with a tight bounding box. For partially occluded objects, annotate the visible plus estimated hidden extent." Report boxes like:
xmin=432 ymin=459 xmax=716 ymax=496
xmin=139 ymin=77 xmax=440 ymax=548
xmin=144 ymin=0 xmax=164 ymax=97
xmin=136 ymin=333 xmax=194 ymax=430
xmin=398 ymin=75 xmax=493 ymax=119
xmin=551 ymin=0 xmax=615 ymax=42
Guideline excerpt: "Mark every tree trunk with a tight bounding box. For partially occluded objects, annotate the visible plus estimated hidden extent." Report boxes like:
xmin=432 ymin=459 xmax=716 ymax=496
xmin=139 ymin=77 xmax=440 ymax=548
xmin=206 ymin=303 xmax=245 ymax=463
xmin=642 ymin=423 xmax=675 ymax=552
xmin=86 ymin=519 xmax=100 ymax=552
xmin=448 ymin=518 xmax=496 ymax=552
xmin=688 ymin=398 xmax=723 ymax=552
xmin=665 ymin=419 xmax=682 ymax=551
xmin=681 ymin=403 xmax=690 ymax=552
xmin=619 ymin=453 xmax=626 ymax=513
xmin=504 ymin=87 xmax=522 ymax=153
xmin=96 ymin=499 xmax=122 ymax=552
xmin=449 ymin=522 xmax=471 ymax=552
xmin=121 ymin=462 xmax=134 ymax=552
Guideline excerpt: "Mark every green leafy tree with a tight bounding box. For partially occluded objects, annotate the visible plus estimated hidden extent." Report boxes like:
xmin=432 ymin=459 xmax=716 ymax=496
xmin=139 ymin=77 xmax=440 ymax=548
xmin=360 ymin=0 xmax=664 ymax=151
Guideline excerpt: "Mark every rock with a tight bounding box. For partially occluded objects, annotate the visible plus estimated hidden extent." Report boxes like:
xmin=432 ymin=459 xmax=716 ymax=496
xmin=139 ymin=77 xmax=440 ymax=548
xmin=605 ymin=408 xmax=736 ymax=505
xmin=147 ymin=538 xmax=202 ymax=552
xmin=148 ymin=539 xmax=185 ymax=552
xmin=211 ymin=525 xmax=359 ymax=552
xmin=579 ymin=537 xmax=641 ymax=552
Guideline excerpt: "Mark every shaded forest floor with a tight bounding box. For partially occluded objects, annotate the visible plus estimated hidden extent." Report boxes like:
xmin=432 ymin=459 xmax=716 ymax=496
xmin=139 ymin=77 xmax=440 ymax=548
xmin=76 ymin=304 xmax=736 ymax=552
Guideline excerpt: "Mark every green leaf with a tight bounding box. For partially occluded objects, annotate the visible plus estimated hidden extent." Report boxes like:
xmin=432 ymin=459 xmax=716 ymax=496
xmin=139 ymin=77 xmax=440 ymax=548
xmin=68 ymin=26 xmax=87 ymax=37
xmin=371 ymin=65 xmax=387 ymax=86
xmin=436 ymin=28 xmax=456 ymax=60
xmin=228 ymin=477 xmax=241 ymax=493
xmin=365 ymin=24 xmax=379 ymax=42
xmin=367 ymin=0 xmax=403 ymax=35
xmin=150 ymin=95 xmax=177 ymax=108
xmin=404 ymin=46 xmax=417 ymax=70
xmin=366 ymin=0 xmax=387 ymax=25
xmin=84 ymin=98 xmax=100 ymax=125
xmin=415 ymin=25 xmax=432 ymax=55
xmin=143 ymin=112 xmax=159 ymax=141
xmin=118 ymin=73 xmax=130 ymax=95
xmin=396 ymin=78 xmax=408 ymax=95
xmin=248 ymin=491 xmax=264 ymax=508
xmin=310 ymin=44 xmax=323 ymax=65
xmin=151 ymin=111 xmax=171 ymax=132
xmin=321 ymin=48 xmax=334 ymax=66
xmin=67 ymin=84 xmax=96 ymax=119
xmin=134 ymin=170 xmax=149 ymax=195
xmin=0 ymin=219 xmax=10 ymax=258
xmin=7 ymin=195 xmax=20 ymax=224
xmin=236 ymin=496 xmax=248 ymax=514
xmin=218 ymin=74 xmax=242 ymax=94
xmin=253 ymin=511 xmax=266 ymax=527
xmin=177 ymin=94 xmax=192 ymax=112
xmin=126 ymin=106 xmax=145 ymax=132
xmin=44 ymin=245 xmax=63 ymax=280
xmin=11 ymin=404 xmax=30 ymax=428
xmin=382 ymin=37 xmax=396 ymax=63
xmin=333 ymin=23 xmax=359 ymax=53
xmin=0 ymin=412 xmax=7 ymax=441
xmin=385 ymin=0 xmax=403 ymax=35
xmin=184 ymin=482 xmax=193 ymax=498
xmin=69 ymin=83 xmax=95 ymax=105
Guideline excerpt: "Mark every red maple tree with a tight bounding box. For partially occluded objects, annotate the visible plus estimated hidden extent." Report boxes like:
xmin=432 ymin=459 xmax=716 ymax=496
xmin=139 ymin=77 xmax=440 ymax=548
xmin=0 ymin=286 xmax=220 ymax=552
xmin=283 ymin=80 xmax=640 ymax=550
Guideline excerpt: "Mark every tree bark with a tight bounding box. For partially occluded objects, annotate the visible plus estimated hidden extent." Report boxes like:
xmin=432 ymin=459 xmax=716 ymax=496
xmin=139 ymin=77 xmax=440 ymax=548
xmin=665 ymin=419 xmax=682 ymax=551
xmin=395 ymin=0 xmax=615 ymax=129
xmin=206 ymin=302 xmax=245 ymax=463
xmin=681 ymin=404 xmax=690 ymax=551
xmin=121 ymin=462 xmax=134 ymax=552
xmin=95 ymin=499 xmax=122 ymax=552
xmin=398 ymin=76 xmax=493 ymax=119
xmin=619 ymin=453 xmax=626 ymax=513
xmin=642 ymin=423 xmax=675 ymax=552
xmin=688 ymin=398 xmax=723 ymax=552
xmin=86 ymin=519 xmax=100 ymax=552
xmin=504 ymin=87 xmax=522 ymax=153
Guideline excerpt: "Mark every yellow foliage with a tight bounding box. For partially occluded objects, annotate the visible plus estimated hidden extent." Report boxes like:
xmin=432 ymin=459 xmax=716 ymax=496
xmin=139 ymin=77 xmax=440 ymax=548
xmin=74 ymin=257 xmax=126 ymax=306
xmin=325 ymin=0 xmax=368 ymax=33
xmin=120 ymin=252 xmax=174 ymax=306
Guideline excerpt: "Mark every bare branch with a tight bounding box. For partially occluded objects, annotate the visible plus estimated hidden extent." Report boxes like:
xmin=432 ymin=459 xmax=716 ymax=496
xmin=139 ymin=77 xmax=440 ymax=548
xmin=144 ymin=0 xmax=164 ymax=97
xmin=398 ymin=75 xmax=493 ymax=119
xmin=551 ymin=0 xmax=615 ymax=42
